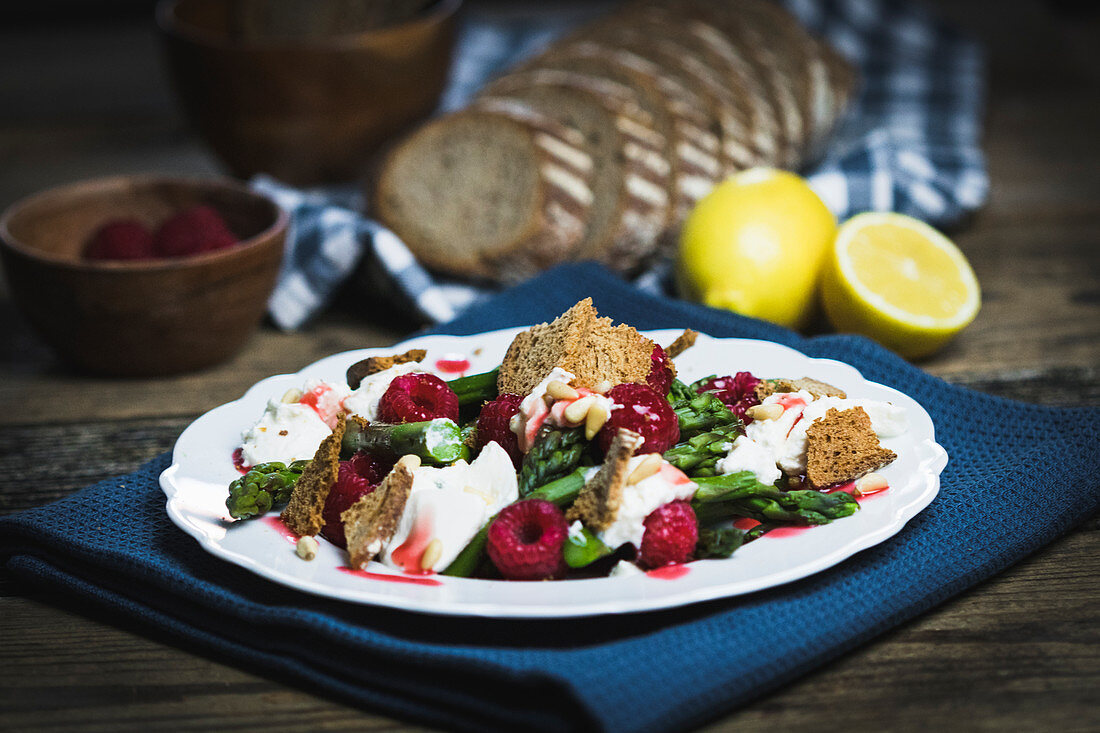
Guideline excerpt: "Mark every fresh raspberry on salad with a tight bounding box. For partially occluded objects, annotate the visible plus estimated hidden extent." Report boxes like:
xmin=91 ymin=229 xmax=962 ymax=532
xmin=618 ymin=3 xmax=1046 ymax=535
xmin=639 ymin=500 xmax=698 ymax=568
xmin=153 ymin=204 xmax=238 ymax=258
xmin=695 ymin=372 xmax=762 ymax=422
xmin=377 ymin=373 xmax=459 ymax=423
xmin=597 ymin=383 xmax=680 ymax=455
xmin=83 ymin=219 xmax=155 ymax=261
xmin=647 ymin=345 xmax=674 ymax=396
xmin=321 ymin=450 xmax=393 ymax=548
xmin=475 ymin=392 xmax=523 ymax=469
xmin=486 ymin=499 xmax=569 ymax=580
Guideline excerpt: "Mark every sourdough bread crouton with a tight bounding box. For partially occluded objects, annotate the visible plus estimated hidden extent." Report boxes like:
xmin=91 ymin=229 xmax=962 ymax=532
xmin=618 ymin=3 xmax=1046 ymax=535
xmin=280 ymin=414 xmax=346 ymax=536
xmin=346 ymin=349 xmax=427 ymax=389
xmin=342 ymin=455 xmax=419 ymax=568
xmin=805 ymin=407 xmax=896 ymax=488
xmin=497 ymin=298 xmax=655 ymax=395
xmin=755 ymin=377 xmax=847 ymax=401
xmin=665 ymin=329 xmax=698 ymax=358
xmin=566 ymin=429 xmax=644 ymax=530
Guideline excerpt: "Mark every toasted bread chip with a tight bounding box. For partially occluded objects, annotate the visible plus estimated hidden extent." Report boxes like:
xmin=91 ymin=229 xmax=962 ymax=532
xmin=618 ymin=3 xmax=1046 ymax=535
xmin=497 ymin=299 xmax=655 ymax=395
xmin=665 ymin=329 xmax=698 ymax=359
xmin=342 ymin=455 xmax=418 ymax=568
xmin=346 ymin=349 xmax=427 ymax=389
xmin=755 ymin=376 xmax=847 ymax=401
xmin=566 ymin=428 xmax=644 ymax=530
xmin=280 ymin=414 xmax=346 ymax=536
xmin=805 ymin=407 xmax=896 ymax=488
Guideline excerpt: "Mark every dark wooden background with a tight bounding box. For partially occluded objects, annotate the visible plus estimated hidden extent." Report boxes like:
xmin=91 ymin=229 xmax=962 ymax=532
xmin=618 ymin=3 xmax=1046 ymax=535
xmin=1 ymin=1 xmax=1098 ymax=731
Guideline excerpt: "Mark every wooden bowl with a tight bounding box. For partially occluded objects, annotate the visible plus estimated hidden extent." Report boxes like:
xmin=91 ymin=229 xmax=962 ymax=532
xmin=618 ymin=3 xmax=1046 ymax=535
xmin=157 ymin=0 xmax=460 ymax=185
xmin=0 ymin=176 xmax=288 ymax=377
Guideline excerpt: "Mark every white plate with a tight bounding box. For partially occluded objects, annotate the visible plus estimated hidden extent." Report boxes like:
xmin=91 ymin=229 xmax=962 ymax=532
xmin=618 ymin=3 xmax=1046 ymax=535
xmin=161 ymin=329 xmax=947 ymax=618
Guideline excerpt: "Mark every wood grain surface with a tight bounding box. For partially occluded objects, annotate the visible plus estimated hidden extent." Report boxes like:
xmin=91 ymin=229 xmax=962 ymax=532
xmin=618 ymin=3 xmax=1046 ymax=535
xmin=1 ymin=1 xmax=1098 ymax=732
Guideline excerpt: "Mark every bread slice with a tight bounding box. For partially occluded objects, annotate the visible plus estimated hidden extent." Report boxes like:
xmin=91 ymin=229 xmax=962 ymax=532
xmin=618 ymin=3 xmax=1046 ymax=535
xmin=805 ymin=407 xmax=897 ymax=488
xmin=477 ymin=71 xmax=669 ymax=275
xmin=603 ymin=3 xmax=774 ymax=173
xmin=754 ymin=377 xmax=847 ymax=401
xmin=280 ymin=414 xmax=346 ymax=536
xmin=497 ymin=298 xmax=655 ymax=396
xmin=345 ymin=348 xmax=426 ymax=390
xmin=342 ymin=454 xmax=418 ymax=568
xmin=517 ymin=39 xmax=721 ymax=229
xmin=566 ymin=428 xmax=644 ymax=530
xmin=374 ymin=104 xmax=593 ymax=284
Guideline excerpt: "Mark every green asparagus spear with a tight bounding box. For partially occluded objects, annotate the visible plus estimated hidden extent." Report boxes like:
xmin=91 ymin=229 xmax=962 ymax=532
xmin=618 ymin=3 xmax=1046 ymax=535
xmin=441 ymin=468 xmax=588 ymax=577
xmin=518 ymin=426 xmax=587 ymax=496
xmin=663 ymin=422 xmax=746 ymax=477
xmin=226 ymin=460 xmax=309 ymax=520
xmin=695 ymin=527 xmax=745 ymax=559
xmin=341 ymin=418 xmax=469 ymax=465
xmin=447 ymin=368 xmax=500 ymax=406
xmin=693 ymin=488 xmax=859 ymax=526
xmin=667 ymin=379 xmax=743 ymax=439
xmin=563 ymin=527 xmax=612 ymax=568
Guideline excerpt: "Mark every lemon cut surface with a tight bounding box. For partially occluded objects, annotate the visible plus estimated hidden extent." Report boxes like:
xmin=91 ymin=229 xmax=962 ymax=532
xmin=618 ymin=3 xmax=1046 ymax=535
xmin=822 ymin=212 xmax=981 ymax=358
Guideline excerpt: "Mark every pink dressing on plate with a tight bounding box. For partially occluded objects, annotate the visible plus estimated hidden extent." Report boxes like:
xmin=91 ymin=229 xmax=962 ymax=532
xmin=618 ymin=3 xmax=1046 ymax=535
xmin=337 ymin=567 xmax=443 ymax=586
xmin=261 ymin=515 xmax=299 ymax=545
xmin=435 ymin=356 xmax=471 ymax=375
xmin=646 ymin=564 xmax=690 ymax=580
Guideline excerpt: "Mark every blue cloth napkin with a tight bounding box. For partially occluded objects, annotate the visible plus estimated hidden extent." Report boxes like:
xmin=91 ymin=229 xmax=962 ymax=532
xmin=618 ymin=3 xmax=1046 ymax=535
xmin=259 ymin=0 xmax=989 ymax=329
xmin=3 ymin=264 xmax=1098 ymax=733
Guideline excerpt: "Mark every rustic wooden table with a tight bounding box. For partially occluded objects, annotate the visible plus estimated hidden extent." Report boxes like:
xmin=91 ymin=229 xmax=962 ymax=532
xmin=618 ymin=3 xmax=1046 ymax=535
xmin=1 ymin=2 xmax=1097 ymax=731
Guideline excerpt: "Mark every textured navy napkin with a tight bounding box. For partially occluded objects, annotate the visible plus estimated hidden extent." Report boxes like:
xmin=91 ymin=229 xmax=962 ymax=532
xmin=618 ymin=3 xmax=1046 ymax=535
xmin=3 ymin=265 xmax=1097 ymax=733
xmin=260 ymin=0 xmax=989 ymax=329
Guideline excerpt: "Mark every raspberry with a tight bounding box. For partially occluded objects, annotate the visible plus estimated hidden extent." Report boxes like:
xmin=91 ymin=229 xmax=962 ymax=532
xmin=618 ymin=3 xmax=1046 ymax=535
xmin=153 ymin=205 xmax=238 ymax=258
xmin=696 ymin=372 xmax=762 ymax=423
xmin=486 ymin=499 xmax=569 ymax=580
xmin=377 ymin=373 xmax=459 ymax=423
xmin=321 ymin=450 xmax=393 ymax=548
xmin=475 ymin=393 xmax=523 ymax=469
xmin=646 ymin=345 xmax=674 ymax=396
xmin=83 ymin=219 xmax=155 ymax=261
xmin=597 ymin=383 xmax=680 ymax=455
xmin=639 ymin=500 xmax=698 ymax=568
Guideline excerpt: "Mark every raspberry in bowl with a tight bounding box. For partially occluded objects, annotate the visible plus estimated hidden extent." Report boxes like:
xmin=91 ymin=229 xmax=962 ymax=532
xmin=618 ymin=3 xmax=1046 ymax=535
xmin=0 ymin=175 xmax=287 ymax=376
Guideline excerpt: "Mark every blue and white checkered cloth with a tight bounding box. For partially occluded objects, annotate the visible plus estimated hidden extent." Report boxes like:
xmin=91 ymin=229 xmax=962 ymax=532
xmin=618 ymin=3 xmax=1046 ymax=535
xmin=256 ymin=0 xmax=988 ymax=330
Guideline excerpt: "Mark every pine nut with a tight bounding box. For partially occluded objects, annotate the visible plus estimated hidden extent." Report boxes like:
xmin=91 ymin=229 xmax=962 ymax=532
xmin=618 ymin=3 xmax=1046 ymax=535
xmin=295 ymin=535 xmax=318 ymax=561
xmin=281 ymin=388 xmax=303 ymax=403
xmin=420 ymin=538 xmax=443 ymax=570
xmin=585 ymin=403 xmax=609 ymax=439
xmin=855 ymin=472 xmax=889 ymax=495
xmin=626 ymin=454 xmax=663 ymax=485
xmin=746 ymin=403 xmax=784 ymax=421
xmin=594 ymin=380 xmax=613 ymax=394
xmin=563 ymin=395 xmax=596 ymax=424
xmin=397 ymin=454 xmax=422 ymax=471
xmin=546 ymin=379 xmax=580 ymax=401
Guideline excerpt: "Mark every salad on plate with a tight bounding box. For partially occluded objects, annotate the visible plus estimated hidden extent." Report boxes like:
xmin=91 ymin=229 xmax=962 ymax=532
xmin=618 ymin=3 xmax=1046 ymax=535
xmin=225 ymin=299 xmax=913 ymax=582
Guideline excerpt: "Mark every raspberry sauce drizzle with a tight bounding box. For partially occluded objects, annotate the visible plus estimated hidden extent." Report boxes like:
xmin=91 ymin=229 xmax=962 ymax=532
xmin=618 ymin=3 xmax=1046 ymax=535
xmin=390 ymin=506 xmax=435 ymax=574
xmin=646 ymin=564 xmax=690 ymax=580
xmin=435 ymin=356 xmax=470 ymax=375
xmin=261 ymin=515 xmax=299 ymax=545
xmin=338 ymin=567 xmax=442 ymax=586
xmin=232 ymin=447 xmax=248 ymax=474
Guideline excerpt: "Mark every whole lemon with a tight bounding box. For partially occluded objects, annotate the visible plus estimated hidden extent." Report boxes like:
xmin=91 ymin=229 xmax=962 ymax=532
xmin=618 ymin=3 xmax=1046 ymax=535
xmin=677 ymin=168 xmax=836 ymax=329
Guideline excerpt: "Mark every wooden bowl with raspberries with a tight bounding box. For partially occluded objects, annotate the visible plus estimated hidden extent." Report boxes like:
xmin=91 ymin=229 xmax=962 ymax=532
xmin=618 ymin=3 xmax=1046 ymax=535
xmin=0 ymin=175 xmax=287 ymax=376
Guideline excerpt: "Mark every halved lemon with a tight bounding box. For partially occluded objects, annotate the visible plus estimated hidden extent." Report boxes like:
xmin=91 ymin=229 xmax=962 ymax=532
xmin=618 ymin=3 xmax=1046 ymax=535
xmin=821 ymin=212 xmax=981 ymax=359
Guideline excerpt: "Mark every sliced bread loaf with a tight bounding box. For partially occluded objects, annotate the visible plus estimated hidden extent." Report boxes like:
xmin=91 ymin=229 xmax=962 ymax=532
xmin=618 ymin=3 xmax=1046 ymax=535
xmin=516 ymin=40 xmax=716 ymax=229
xmin=477 ymin=71 xmax=670 ymax=274
xmin=374 ymin=103 xmax=594 ymax=284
